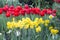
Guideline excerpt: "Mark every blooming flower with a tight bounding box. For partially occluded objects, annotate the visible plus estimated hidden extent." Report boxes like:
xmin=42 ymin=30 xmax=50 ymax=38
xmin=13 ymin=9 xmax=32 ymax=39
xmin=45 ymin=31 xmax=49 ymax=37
xmin=49 ymin=26 xmax=53 ymax=30
xmin=0 ymin=8 xmax=3 ymax=14
xmin=15 ymin=31 xmax=21 ymax=37
xmin=36 ymin=26 xmax=41 ymax=33
xmin=45 ymin=20 xmax=50 ymax=24
xmin=3 ymin=5 xmax=9 ymax=12
xmin=6 ymin=11 xmax=10 ymax=17
xmin=7 ymin=22 xmax=13 ymax=29
xmin=0 ymin=33 xmax=2 ymax=35
xmin=45 ymin=23 xmax=48 ymax=26
xmin=39 ymin=18 xmax=44 ymax=24
xmin=39 ymin=11 xmax=45 ymax=16
xmin=7 ymin=30 xmax=12 ymax=34
xmin=49 ymin=15 xmax=54 ymax=19
xmin=24 ymin=24 xmax=29 ymax=29
xmin=51 ymin=29 xmax=59 ymax=35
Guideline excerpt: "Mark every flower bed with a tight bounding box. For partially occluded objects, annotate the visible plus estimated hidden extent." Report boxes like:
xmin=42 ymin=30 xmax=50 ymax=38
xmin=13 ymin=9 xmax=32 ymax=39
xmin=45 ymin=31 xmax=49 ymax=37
xmin=0 ymin=4 xmax=60 ymax=40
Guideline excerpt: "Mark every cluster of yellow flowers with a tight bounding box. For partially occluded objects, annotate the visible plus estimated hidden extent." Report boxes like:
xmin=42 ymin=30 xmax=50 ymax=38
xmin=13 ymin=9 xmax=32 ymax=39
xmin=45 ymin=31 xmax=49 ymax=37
xmin=7 ymin=17 xmax=50 ymax=32
xmin=7 ymin=17 xmax=59 ymax=34
xmin=49 ymin=26 xmax=59 ymax=35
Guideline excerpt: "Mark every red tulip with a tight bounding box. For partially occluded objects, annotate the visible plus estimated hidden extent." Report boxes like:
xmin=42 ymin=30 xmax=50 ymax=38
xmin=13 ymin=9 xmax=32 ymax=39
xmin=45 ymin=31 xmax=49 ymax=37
xmin=10 ymin=5 xmax=14 ymax=9
xmin=31 ymin=8 xmax=35 ymax=14
xmin=16 ymin=6 xmax=22 ymax=10
xmin=47 ymin=9 xmax=52 ymax=14
xmin=24 ymin=8 xmax=31 ymax=14
xmin=52 ymin=9 xmax=56 ymax=13
xmin=8 ymin=5 xmax=14 ymax=11
xmin=34 ymin=8 xmax=41 ymax=14
xmin=39 ymin=11 xmax=45 ymax=16
xmin=54 ymin=0 xmax=60 ymax=3
xmin=14 ymin=8 xmax=20 ymax=13
xmin=6 ymin=11 xmax=10 ymax=17
xmin=3 ymin=5 xmax=9 ymax=12
xmin=14 ymin=12 xmax=19 ymax=16
xmin=0 ymin=8 xmax=3 ymax=14
xmin=52 ymin=13 xmax=56 ymax=16
xmin=24 ymin=4 xmax=29 ymax=9
xmin=19 ymin=9 xmax=25 ymax=15
xmin=42 ymin=9 xmax=47 ymax=13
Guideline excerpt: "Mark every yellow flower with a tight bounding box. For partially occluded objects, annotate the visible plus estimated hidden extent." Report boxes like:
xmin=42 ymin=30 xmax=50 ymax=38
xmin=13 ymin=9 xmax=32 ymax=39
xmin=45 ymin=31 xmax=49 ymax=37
xmin=30 ymin=25 xmax=34 ymax=29
xmin=49 ymin=26 xmax=53 ymax=30
xmin=45 ymin=20 xmax=50 ymax=24
xmin=45 ymin=23 xmax=48 ymax=26
xmin=51 ymin=29 xmax=59 ymax=35
xmin=11 ymin=21 xmax=16 ymax=27
xmin=14 ymin=23 xmax=19 ymax=28
xmin=7 ymin=22 xmax=13 ymax=29
xmin=49 ymin=15 xmax=53 ymax=19
xmin=34 ymin=18 xmax=39 ymax=21
xmin=29 ymin=21 xmax=34 ymax=29
xmin=39 ymin=18 xmax=44 ymax=24
xmin=34 ymin=22 xmax=39 ymax=27
xmin=26 ymin=17 xmax=31 ymax=22
xmin=19 ymin=24 xmax=24 ymax=29
xmin=36 ymin=26 xmax=41 ymax=33
xmin=24 ymin=24 xmax=29 ymax=29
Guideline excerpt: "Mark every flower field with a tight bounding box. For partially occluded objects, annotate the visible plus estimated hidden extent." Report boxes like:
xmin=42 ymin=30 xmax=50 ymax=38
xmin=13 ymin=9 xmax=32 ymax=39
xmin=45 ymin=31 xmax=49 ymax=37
xmin=0 ymin=0 xmax=60 ymax=40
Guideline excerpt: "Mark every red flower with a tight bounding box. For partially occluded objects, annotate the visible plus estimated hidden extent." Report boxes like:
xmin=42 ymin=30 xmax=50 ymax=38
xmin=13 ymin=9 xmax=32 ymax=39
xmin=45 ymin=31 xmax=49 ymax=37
xmin=52 ymin=9 xmax=56 ymax=13
xmin=14 ymin=8 xmax=19 ymax=12
xmin=0 ymin=8 xmax=3 ymax=14
xmin=19 ymin=9 xmax=25 ymax=15
xmin=47 ymin=9 xmax=52 ymax=14
xmin=42 ymin=9 xmax=47 ymax=13
xmin=3 ymin=5 xmax=9 ymax=12
xmin=54 ymin=0 xmax=60 ymax=3
xmin=16 ymin=6 xmax=22 ymax=10
xmin=52 ymin=13 xmax=56 ymax=16
xmin=6 ymin=11 xmax=10 ymax=17
xmin=24 ymin=4 xmax=29 ymax=9
xmin=13 ymin=12 xmax=19 ymax=17
xmin=34 ymin=8 xmax=41 ymax=14
xmin=39 ymin=11 xmax=45 ymax=16
xmin=8 ymin=5 xmax=14 ymax=11
xmin=24 ymin=8 xmax=31 ymax=14
xmin=31 ymin=8 xmax=35 ymax=14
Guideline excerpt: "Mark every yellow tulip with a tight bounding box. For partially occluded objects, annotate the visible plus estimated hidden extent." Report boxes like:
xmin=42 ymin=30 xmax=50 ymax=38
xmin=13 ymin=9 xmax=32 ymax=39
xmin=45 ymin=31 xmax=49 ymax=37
xmin=45 ymin=20 xmax=50 ymax=24
xmin=51 ymin=29 xmax=59 ymax=35
xmin=36 ymin=26 xmax=41 ymax=33
xmin=45 ymin=23 xmax=48 ymax=26
xmin=7 ymin=22 xmax=13 ymax=29
xmin=49 ymin=15 xmax=54 ymax=19
xmin=24 ymin=24 xmax=29 ymax=29
xmin=49 ymin=26 xmax=53 ymax=30
xmin=39 ymin=18 xmax=44 ymax=24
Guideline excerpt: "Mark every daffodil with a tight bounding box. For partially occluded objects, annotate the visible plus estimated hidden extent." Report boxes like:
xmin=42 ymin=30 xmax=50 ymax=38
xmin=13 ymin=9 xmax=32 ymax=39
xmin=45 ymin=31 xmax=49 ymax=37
xmin=45 ymin=20 xmax=50 ymax=24
xmin=24 ymin=24 xmax=29 ymax=29
xmin=49 ymin=26 xmax=53 ymax=30
xmin=36 ymin=26 xmax=41 ymax=33
xmin=39 ymin=18 xmax=44 ymax=24
xmin=19 ymin=24 xmax=24 ymax=29
xmin=51 ymin=29 xmax=59 ymax=35
xmin=7 ymin=22 xmax=13 ymax=29
xmin=45 ymin=23 xmax=48 ymax=26
xmin=34 ymin=22 xmax=39 ymax=27
xmin=49 ymin=15 xmax=54 ymax=19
